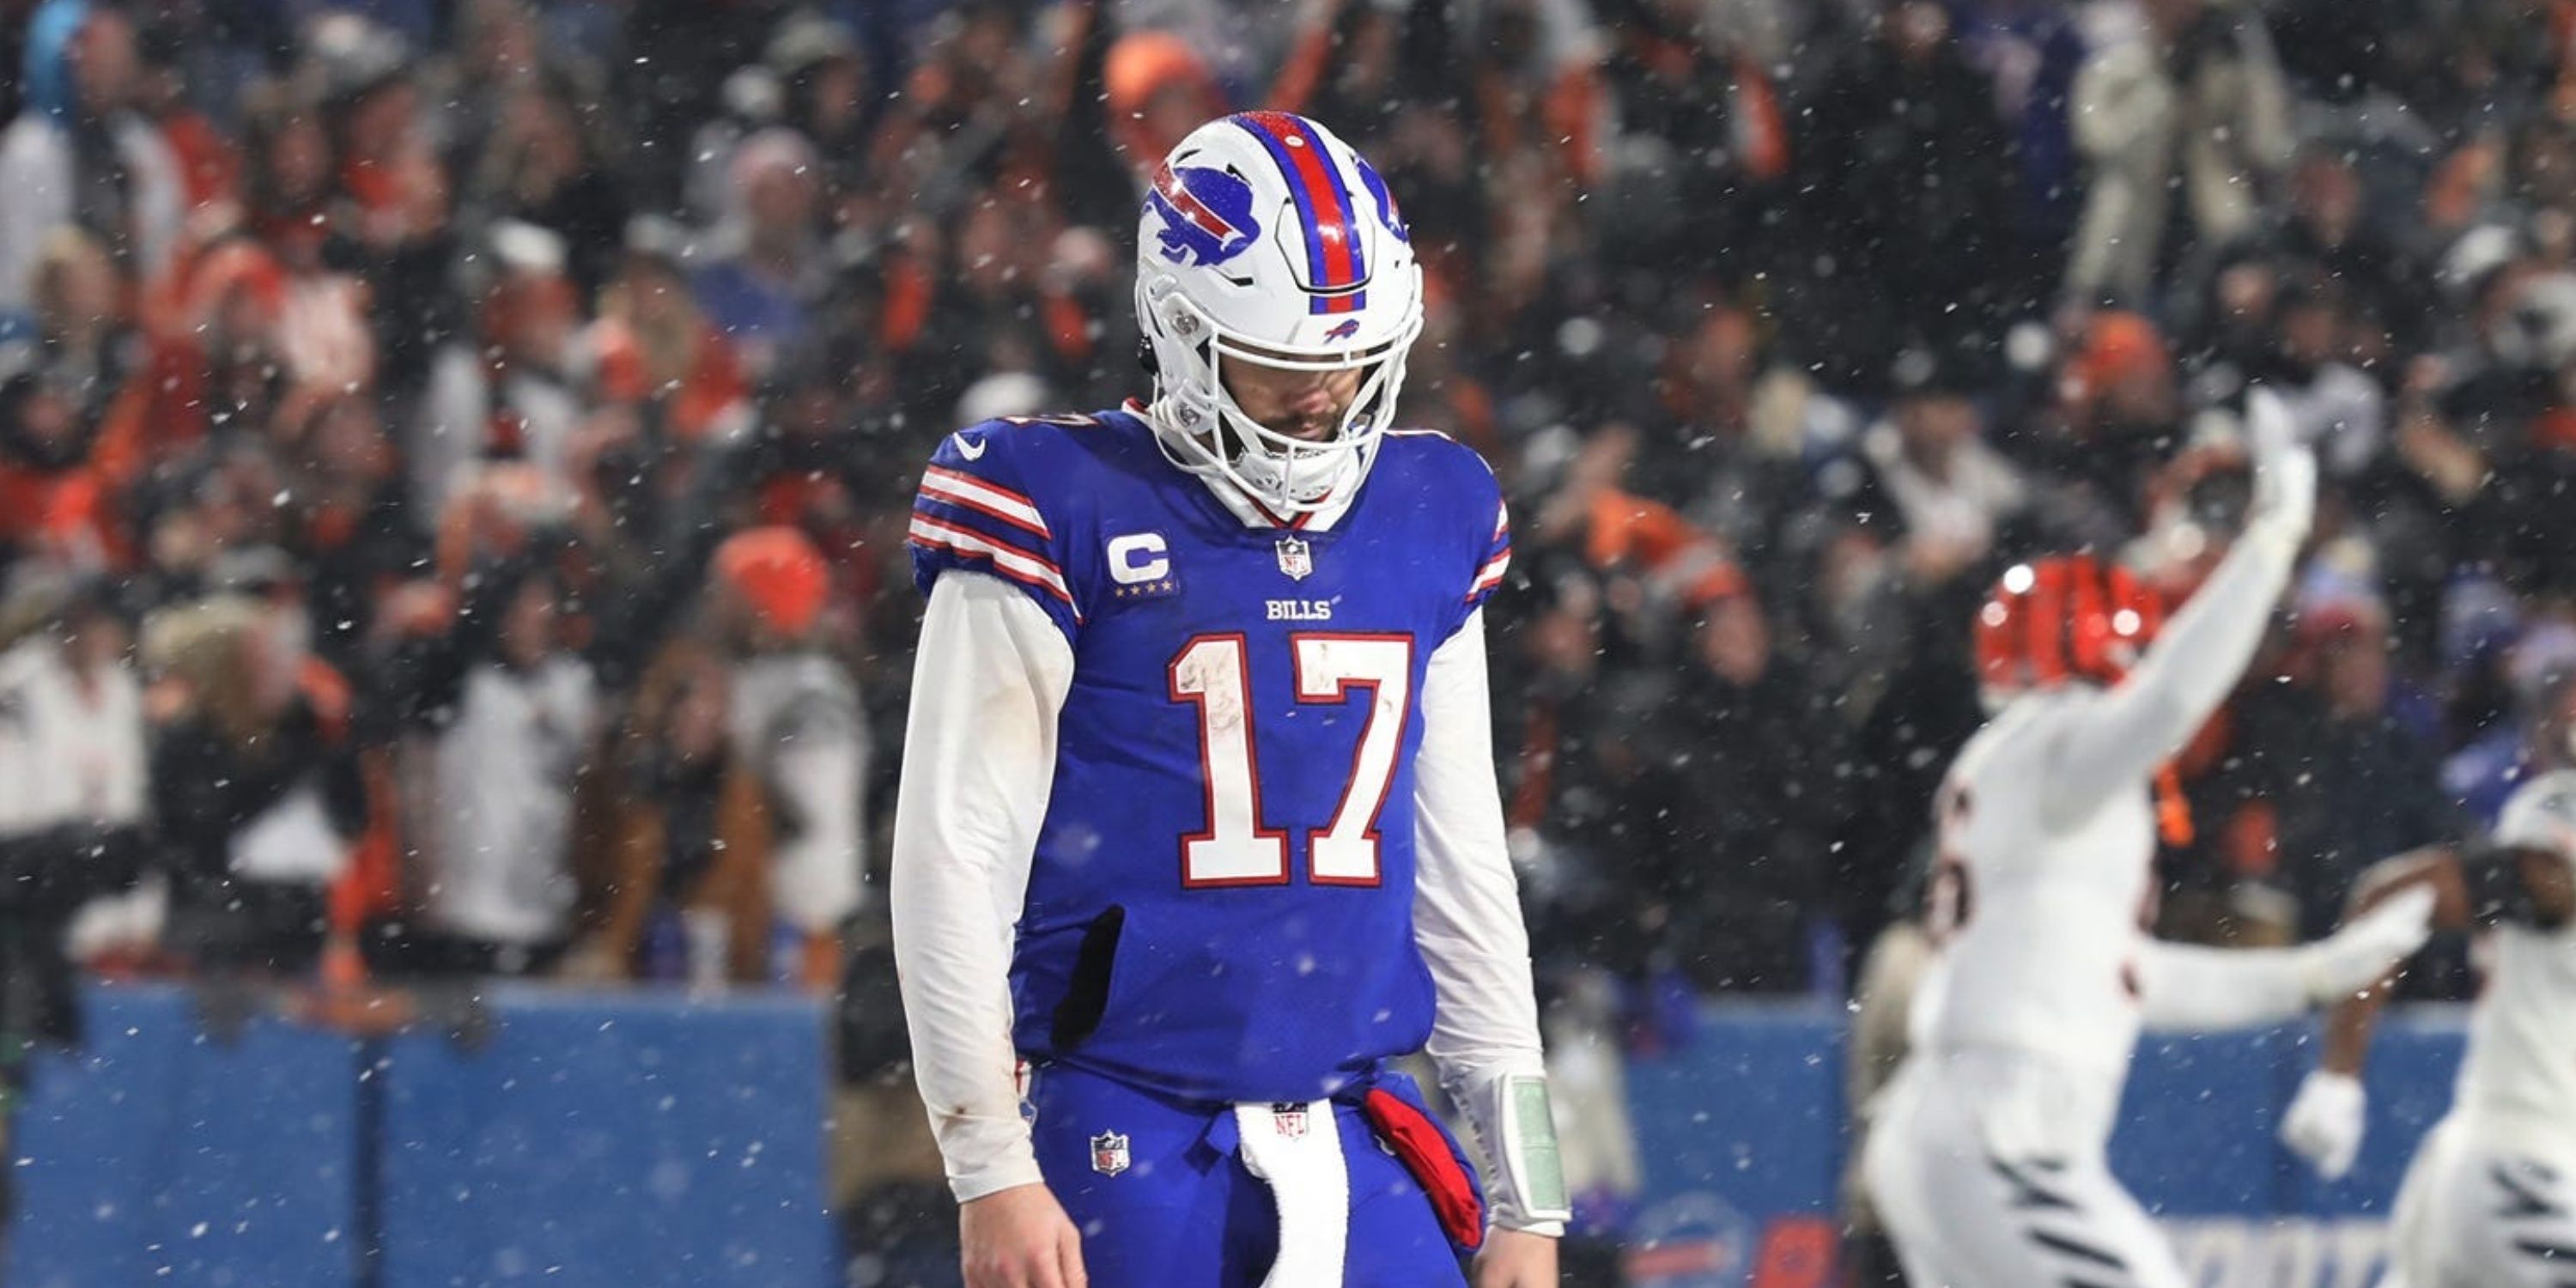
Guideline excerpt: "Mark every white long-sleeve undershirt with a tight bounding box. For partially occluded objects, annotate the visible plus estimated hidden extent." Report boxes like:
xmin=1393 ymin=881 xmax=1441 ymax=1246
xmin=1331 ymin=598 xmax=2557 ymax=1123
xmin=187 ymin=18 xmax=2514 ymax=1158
xmin=1410 ymin=609 xmax=1561 ymax=1235
xmin=890 ymin=574 xmax=1072 ymax=1202
xmin=890 ymin=574 xmax=1553 ymax=1226
xmin=2039 ymin=518 xmax=2303 ymax=831
xmin=2133 ymin=939 xmax=2315 ymax=1030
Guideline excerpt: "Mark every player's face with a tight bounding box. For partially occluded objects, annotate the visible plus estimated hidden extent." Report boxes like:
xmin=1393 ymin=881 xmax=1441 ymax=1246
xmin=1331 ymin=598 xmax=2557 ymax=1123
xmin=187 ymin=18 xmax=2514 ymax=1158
xmin=1222 ymin=347 xmax=1366 ymax=444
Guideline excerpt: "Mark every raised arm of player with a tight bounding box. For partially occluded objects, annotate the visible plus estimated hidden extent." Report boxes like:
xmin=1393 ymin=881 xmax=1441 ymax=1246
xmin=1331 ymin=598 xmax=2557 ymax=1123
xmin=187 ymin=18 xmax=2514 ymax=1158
xmin=890 ymin=572 xmax=1086 ymax=1288
xmin=1411 ymin=608 xmax=1571 ymax=1285
xmin=2042 ymin=389 xmax=2316 ymax=831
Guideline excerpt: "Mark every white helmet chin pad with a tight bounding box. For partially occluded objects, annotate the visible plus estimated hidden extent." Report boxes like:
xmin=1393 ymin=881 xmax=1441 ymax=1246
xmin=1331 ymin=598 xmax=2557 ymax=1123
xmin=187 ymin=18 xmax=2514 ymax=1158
xmin=1133 ymin=112 xmax=1425 ymax=515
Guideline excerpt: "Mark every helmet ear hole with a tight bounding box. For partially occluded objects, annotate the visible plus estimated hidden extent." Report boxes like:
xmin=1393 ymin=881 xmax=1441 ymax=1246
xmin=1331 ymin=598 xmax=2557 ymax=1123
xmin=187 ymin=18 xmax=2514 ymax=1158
xmin=1136 ymin=337 xmax=1160 ymax=379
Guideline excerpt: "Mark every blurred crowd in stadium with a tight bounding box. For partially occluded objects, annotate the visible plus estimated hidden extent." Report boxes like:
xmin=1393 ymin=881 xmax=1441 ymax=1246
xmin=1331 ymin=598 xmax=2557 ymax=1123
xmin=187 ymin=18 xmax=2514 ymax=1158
xmin=7 ymin=0 xmax=2576 ymax=1265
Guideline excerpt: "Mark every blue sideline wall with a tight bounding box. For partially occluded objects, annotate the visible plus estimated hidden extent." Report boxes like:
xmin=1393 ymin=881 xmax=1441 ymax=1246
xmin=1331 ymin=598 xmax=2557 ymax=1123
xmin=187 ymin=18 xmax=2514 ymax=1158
xmin=5 ymin=983 xmax=836 ymax=1288
xmin=3 ymin=987 xmax=2464 ymax=1287
xmin=1614 ymin=1000 xmax=2466 ymax=1288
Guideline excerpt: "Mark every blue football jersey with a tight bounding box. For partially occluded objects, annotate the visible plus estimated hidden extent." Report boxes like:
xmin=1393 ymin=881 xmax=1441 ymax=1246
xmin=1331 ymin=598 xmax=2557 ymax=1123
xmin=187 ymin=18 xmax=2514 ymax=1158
xmin=908 ymin=406 xmax=1512 ymax=1103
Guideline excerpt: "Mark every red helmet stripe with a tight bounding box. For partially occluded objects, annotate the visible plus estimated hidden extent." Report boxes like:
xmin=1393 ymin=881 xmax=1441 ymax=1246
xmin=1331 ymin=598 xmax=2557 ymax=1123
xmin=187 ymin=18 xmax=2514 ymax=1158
xmin=1151 ymin=162 xmax=1246 ymax=243
xmin=1237 ymin=112 xmax=1365 ymax=309
xmin=1981 ymin=555 xmax=2167 ymax=696
xmin=2070 ymin=553 xmax=2111 ymax=682
xmin=2026 ymin=560 xmax=2069 ymax=685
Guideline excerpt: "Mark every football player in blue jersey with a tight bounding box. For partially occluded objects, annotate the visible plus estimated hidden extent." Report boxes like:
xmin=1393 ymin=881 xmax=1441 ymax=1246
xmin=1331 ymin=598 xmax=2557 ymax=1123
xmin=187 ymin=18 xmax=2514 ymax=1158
xmin=890 ymin=112 xmax=1569 ymax=1287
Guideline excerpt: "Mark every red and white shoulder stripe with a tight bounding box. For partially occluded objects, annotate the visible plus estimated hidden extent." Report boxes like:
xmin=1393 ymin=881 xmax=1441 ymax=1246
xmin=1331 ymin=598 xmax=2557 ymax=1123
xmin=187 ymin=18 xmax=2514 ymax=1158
xmin=906 ymin=513 xmax=1078 ymax=611
xmin=920 ymin=465 xmax=1053 ymax=541
xmin=1468 ymin=496 xmax=1512 ymax=602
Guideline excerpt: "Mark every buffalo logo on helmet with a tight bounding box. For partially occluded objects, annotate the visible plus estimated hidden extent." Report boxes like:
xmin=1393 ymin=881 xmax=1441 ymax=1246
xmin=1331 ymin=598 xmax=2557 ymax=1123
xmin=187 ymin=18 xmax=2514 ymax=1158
xmin=1148 ymin=162 xmax=1261 ymax=268
xmin=1324 ymin=318 xmax=1363 ymax=342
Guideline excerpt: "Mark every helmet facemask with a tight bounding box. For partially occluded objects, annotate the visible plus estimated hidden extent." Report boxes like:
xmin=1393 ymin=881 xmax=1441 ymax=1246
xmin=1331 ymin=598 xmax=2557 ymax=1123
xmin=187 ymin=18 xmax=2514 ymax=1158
xmin=1140 ymin=274 xmax=1420 ymax=514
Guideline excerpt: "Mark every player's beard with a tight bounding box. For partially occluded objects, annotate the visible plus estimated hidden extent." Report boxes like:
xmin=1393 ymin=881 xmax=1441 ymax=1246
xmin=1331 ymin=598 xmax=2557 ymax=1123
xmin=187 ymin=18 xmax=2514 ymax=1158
xmin=1224 ymin=416 xmax=1354 ymax=505
xmin=1278 ymin=410 xmax=1338 ymax=444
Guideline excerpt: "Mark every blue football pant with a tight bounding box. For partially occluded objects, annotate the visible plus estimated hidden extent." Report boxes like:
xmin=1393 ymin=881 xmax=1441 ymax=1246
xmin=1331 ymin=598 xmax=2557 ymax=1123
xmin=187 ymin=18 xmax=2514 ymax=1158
xmin=1026 ymin=1064 xmax=1469 ymax=1287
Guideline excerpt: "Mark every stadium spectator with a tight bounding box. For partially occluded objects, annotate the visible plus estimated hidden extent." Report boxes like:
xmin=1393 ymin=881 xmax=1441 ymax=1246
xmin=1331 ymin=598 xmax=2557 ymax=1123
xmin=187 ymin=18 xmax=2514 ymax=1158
xmin=0 ymin=0 xmax=182 ymax=326
xmin=586 ymin=225 xmax=754 ymax=446
xmin=457 ymin=75 xmax=630 ymax=300
xmin=694 ymin=128 xmax=830 ymax=382
xmin=1790 ymin=0 xmax=2021 ymax=388
xmin=413 ymin=221 xmax=586 ymax=514
xmin=708 ymin=526 xmax=868 ymax=993
xmin=143 ymin=585 xmax=368 ymax=975
xmin=2448 ymin=663 xmax=2576 ymax=824
xmin=374 ymin=549 xmax=599 ymax=978
xmin=0 ymin=228 xmax=144 ymax=568
xmin=2252 ymin=601 xmax=2458 ymax=935
xmin=562 ymin=637 xmax=770 ymax=988
xmin=1660 ymin=585 xmax=1851 ymax=992
xmin=0 ymin=568 xmax=149 ymax=967
xmin=2064 ymin=0 xmax=2293 ymax=310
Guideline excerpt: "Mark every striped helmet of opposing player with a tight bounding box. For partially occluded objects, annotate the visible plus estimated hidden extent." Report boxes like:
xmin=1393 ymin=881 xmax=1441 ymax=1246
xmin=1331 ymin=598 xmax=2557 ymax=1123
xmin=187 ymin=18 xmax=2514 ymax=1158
xmin=1975 ymin=554 xmax=2166 ymax=697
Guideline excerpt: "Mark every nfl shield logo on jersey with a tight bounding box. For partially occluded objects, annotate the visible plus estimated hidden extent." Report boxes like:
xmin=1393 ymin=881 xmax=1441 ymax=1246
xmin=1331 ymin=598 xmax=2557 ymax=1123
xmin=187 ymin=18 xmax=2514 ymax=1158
xmin=1090 ymin=1131 xmax=1130 ymax=1177
xmin=1272 ymin=1103 xmax=1308 ymax=1139
xmin=1276 ymin=536 xmax=1313 ymax=581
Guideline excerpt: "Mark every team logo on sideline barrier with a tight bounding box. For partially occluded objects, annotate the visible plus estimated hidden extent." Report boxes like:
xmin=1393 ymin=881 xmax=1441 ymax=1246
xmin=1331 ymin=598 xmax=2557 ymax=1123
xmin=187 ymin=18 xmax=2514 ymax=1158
xmin=2166 ymin=1218 xmax=2388 ymax=1288
xmin=1622 ymin=1193 xmax=1755 ymax=1287
xmin=1091 ymin=1131 xmax=1130 ymax=1177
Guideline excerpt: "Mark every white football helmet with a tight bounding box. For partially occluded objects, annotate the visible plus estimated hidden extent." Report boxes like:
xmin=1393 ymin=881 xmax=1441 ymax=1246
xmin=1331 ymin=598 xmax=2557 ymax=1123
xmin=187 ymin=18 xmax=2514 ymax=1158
xmin=1134 ymin=112 xmax=1425 ymax=514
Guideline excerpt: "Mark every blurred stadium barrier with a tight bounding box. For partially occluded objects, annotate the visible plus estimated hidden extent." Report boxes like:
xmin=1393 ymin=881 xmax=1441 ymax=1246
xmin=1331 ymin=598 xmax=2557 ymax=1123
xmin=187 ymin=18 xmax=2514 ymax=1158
xmin=1613 ymin=1000 xmax=2465 ymax=1288
xmin=5 ymin=983 xmax=835 ymax=1288
xmin=3 ymin=991 xmax=2464 ymax=1287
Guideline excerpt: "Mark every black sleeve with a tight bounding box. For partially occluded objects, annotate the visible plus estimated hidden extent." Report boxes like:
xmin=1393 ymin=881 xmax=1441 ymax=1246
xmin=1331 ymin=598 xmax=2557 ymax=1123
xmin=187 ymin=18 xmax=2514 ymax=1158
xmin=0 ymin=822 xmax=152 ymax=915
xmin=2462 ymin=843 xmax=2549 ymax=928
xmin=148 ymin=705 xmax=329 ymax=872
xmin=320 ymin=744 xmax=370 ymax=840
xmin=367 ymin=554 xmax=528 ymax=732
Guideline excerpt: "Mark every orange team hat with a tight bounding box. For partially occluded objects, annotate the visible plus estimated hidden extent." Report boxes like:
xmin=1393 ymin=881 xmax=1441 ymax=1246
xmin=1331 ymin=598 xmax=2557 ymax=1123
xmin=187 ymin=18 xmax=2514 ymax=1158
xmin=2063 ymin=310 xmax=2171 ymax=409
xmin=1105 ymin=31 xmax=1216 ymax=118
xmin=715 ymin=526 xmax=830 ymax=636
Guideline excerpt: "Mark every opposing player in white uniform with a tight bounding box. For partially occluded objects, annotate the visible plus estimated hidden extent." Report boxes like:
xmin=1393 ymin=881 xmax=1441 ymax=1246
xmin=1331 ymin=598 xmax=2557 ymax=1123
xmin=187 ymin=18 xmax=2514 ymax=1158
xmin=1862 ymin=391 xmax=2437 ymax=1288
xmin=2280 ymin=770 xmax=2576 ymax=1288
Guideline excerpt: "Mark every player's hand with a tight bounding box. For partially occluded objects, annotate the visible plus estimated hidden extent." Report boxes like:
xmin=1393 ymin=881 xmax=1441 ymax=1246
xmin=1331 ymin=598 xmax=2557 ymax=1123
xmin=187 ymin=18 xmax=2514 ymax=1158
xmin=2244 ymin=386 xmax=2317 ymax=539
xmin=2281 ymin=1069 xmax=2368 ymax=1179
xmin=2300 ymin=885 xmax=2436 ymax=1005
xmin=959 ymin=1182 xmax=1086 ymax=1288
xmin=1471 ymin=1227 xmax=1559 ymax=1288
